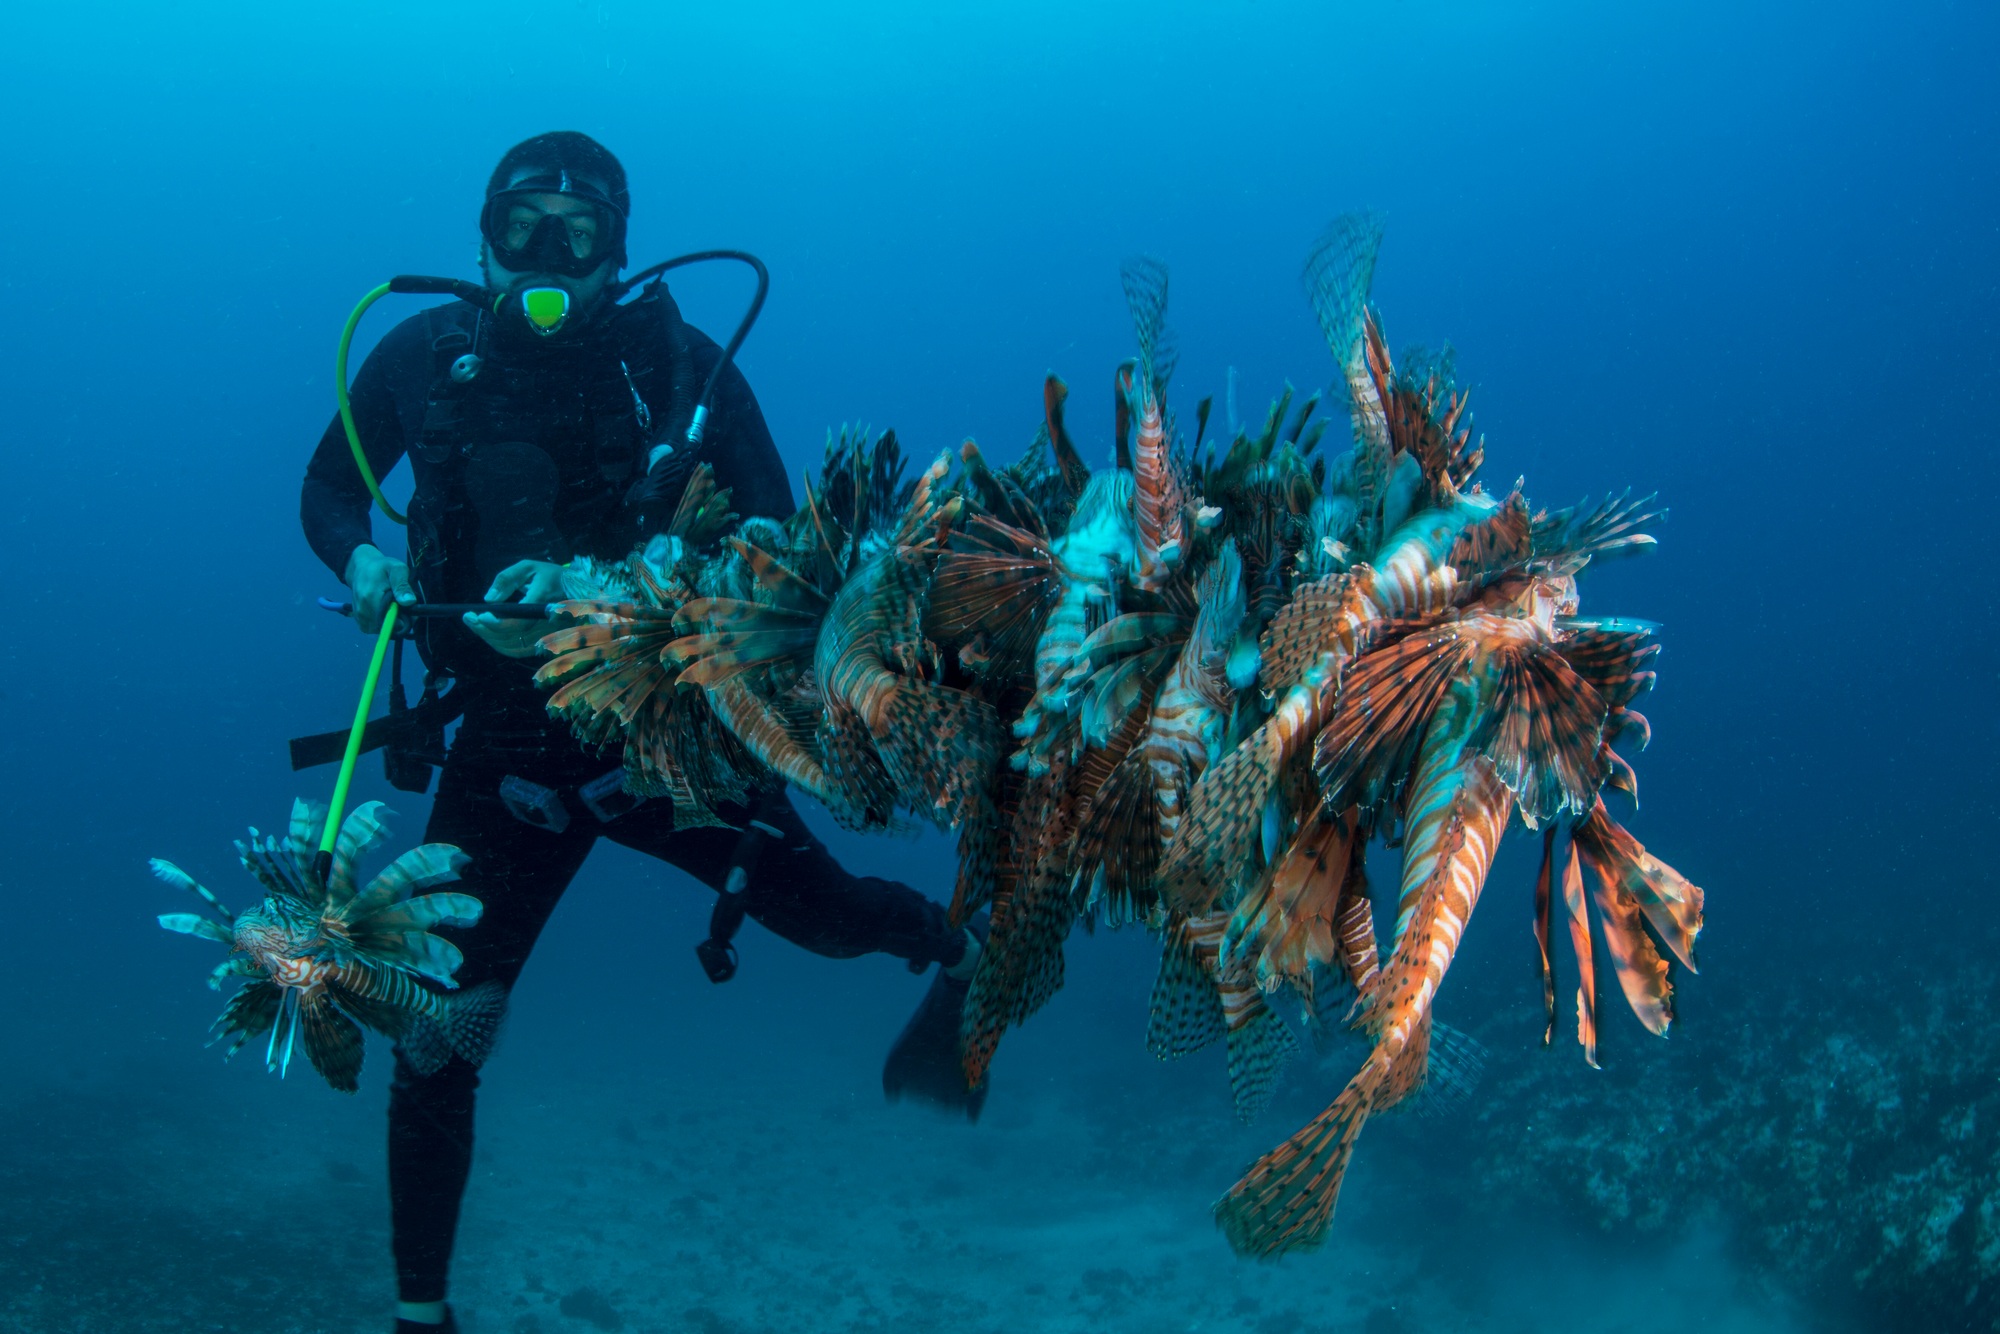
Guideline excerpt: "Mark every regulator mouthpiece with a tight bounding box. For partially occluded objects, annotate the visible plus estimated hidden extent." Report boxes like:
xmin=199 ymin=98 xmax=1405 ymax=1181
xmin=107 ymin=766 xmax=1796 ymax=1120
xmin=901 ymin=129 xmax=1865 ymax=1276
xmin=520 ymin=286 xmax=571 ymax=335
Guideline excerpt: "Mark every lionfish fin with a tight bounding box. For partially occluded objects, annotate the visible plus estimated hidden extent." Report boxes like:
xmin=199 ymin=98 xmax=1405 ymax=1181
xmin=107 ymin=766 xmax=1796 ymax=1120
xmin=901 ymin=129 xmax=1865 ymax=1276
xmin=1221 ymin=976 xmax=1299 ymax=1123
xmin=1161 ymin=723 xmax=1283 ymax=913
xmin=1571 ymin=799 xmax=1702 ymax=973
xmin=1532 ymin=490 xmax=1665 ymax=574
xmin=668 ymin=463 xmax=738 ymax=546
xmin=1481 ymin=640 xmax=1611 ymax=826
xmin=1301 ymin=211 xmax=1385 ymax=373
xmin=1222 ymin=806 xmax=1355 ymax=992
xmin=1146 ymin=916 xmax=1227 ymax=1060
xmin=1313 ymin=625 xmax=1472 ymax=813
xmin=298 ymin=993 xmax=366 ymax=1094
xmin=1043 ymin=374 xmax=1091 ymax=502
xmin=150 ymin=857 xmax=233 ymax=924
xmin=1533 ymin=828 xmax=1557 ymax=1045
xmin=1121 ymin=255 xmax=1178 ymax=391
xmin=1560 ymin=839 xmax=1599 ymax=1069
xmin=1214 ymin=1051 xmax=1385 ymax=1256
xmin=927 ymin=515 xmax=1062 ymax=681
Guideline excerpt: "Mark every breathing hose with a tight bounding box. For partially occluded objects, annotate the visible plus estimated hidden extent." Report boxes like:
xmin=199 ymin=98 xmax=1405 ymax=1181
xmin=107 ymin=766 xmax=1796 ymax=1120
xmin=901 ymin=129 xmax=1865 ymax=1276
xmin=335 ymin=284 xmax=405 ymax=524
xmin=612 ymin=250 xmax=770 ymax=446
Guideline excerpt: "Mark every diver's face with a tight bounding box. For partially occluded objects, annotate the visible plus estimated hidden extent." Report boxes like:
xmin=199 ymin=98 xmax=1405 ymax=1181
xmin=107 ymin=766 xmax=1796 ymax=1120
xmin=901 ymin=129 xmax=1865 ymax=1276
xmin=481 ymin=183 xmax=620 ymax=308
xmin=500 ymin=193 xmax=602 ymax=265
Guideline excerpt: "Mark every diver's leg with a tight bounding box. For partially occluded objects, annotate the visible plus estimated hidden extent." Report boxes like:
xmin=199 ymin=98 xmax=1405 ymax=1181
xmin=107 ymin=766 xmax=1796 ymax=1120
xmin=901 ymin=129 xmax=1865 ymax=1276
xmin=387 ymin=747 xmax=595 ymax=1315
xmin=605 ymin=788 xmax=963 ymax=964
xmin=605 ymin=789 xmax=988 ymax=1117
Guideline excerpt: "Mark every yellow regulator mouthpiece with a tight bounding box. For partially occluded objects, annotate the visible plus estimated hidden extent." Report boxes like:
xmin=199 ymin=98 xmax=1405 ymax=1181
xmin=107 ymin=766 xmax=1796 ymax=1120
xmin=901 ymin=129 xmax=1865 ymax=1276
xmin=521 ymin=286 xmax=570 ymax=334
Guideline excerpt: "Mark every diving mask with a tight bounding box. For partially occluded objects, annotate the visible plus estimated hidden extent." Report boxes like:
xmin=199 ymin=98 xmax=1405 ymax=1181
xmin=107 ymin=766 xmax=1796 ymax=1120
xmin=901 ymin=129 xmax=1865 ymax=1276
xmin=480 ymin=170 xmax=627 ymax=279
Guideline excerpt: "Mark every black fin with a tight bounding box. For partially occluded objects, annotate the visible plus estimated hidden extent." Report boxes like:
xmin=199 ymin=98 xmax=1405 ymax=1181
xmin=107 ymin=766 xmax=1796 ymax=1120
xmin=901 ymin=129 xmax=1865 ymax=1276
xmin=884 ymin=918 xmax=990 ymax=1122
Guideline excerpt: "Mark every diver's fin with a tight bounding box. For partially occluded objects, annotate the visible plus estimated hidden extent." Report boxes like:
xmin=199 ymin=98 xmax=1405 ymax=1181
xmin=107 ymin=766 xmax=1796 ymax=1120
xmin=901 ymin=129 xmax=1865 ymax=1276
xmin=884 ymin=920 xmax=990 ymax=1122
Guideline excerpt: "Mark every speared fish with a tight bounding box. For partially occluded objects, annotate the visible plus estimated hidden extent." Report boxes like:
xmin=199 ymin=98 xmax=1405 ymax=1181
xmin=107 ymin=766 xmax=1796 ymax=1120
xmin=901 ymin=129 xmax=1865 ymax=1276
xmin=155 ymin=800 xmax=503 ymax=1093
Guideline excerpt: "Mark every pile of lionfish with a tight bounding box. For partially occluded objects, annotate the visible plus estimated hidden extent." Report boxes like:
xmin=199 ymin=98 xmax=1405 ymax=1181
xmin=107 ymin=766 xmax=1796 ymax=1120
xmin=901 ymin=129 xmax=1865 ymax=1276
xmin=535 ymin=212 xmax=1705 ymax=1257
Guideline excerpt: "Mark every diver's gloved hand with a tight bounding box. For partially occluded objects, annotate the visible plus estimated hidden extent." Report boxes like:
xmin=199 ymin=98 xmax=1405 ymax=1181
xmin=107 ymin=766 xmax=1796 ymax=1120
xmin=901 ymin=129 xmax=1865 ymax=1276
xmin=345 ymin=544 xmax=415 ymax=634
xmin=464 ymin=559 xmax=569 ymax=658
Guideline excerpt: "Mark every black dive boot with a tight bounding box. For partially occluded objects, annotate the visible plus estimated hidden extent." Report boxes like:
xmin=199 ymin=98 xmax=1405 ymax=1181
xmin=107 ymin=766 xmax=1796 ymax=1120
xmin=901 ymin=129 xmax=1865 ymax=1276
xmin=882 ymin=914 xmax=989 ymax=1121
xmin=395 ymin=1309 xmax=457 ymax=1334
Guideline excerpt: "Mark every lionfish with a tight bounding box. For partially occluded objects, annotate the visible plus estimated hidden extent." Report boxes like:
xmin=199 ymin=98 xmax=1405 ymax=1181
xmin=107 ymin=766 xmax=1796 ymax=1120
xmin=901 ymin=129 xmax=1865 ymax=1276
xmin=155 ymin=800 xmax=505 ymax=1093
xmin=526 ymin=216 xmax=1706 ymax=1259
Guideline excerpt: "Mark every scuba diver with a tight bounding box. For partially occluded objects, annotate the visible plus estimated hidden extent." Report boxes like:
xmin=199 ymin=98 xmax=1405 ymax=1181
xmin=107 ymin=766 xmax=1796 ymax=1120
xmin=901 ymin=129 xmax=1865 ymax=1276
xmin=299 ymin=131 xmax=983 ymax=1334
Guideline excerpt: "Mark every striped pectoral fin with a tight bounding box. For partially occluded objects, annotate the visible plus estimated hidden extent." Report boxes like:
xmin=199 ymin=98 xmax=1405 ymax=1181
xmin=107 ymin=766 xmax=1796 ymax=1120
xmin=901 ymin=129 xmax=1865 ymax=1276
xmin=875 ymin=680 xmax=1001 ymax=828
xmin=299 ymin=993 xmax=366 ymax=1093
xmin=347 ymin=844 xmax=471 ymax=921
xmin=209 ymin=979 xmax=282 ymax=1057
xmin=1560 ymin=840 xmax=1599 ymax=1069
xmin=150 ymin=858 xmax=233 ymax=925
xmin=1147 ymin=918 xmax=1227 ymax=1061
xmin=356 ymin=891 xmax=484 ymax=935
xmin=158 ymin=912 xmax=232 ymax=944
xmin=1573 ymin=800 xmax=1702 ymax=972
xmin=1161 ymin=717 xmax=1288 ymax=913
xmin=948 ymin=792 xmax=1000 ymax=926
xmin=1219 ymin=973 xmax=1299 ymax=1123
xmin=327 ymin=802 xmax=394 ymax=906
xmin=1581 ymin=847 xmax=1675 ymax=1037
xmin=1223 ymin=806 xmax=1355 ymax=992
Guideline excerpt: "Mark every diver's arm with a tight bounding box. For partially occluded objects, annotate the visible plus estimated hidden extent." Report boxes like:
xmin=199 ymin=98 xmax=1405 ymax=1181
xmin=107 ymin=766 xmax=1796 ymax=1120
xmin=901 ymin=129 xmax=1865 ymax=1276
xmin=301 ymin=331 xmax=414 ymax=584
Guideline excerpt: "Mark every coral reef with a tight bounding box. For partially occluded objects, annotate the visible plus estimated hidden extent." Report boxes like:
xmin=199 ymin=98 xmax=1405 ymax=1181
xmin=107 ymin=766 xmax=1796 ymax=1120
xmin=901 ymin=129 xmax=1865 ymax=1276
xmin=1459 ymin=966 xmax=2000 ymax=1332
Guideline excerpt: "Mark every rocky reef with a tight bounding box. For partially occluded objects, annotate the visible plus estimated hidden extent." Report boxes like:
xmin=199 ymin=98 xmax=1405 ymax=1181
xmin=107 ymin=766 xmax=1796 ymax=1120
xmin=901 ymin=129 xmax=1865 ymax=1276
xmin=1456 ymin=964 xmax=2000 ymax=1332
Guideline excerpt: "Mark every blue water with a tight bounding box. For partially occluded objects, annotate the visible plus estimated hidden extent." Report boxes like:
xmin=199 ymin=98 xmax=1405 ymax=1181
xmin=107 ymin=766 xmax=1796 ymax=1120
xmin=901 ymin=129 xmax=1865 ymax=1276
xmin=1 ymin=2 xmax=1995 ymax=1331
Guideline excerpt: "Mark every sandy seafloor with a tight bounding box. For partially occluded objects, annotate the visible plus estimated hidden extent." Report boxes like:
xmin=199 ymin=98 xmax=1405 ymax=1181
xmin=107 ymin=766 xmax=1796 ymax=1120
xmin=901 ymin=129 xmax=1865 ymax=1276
xmin=0 ymin=1071 xmax=1802 ymax=1334
xmin=1 ymin=1015 xmax=1806 ymax=1327
xmin=2 ymin=840 xmax=1805 ymax=1334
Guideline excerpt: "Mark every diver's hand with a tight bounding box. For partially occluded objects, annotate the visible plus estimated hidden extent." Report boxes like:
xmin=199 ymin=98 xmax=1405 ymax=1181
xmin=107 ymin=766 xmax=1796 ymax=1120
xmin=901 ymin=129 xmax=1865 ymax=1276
xmin=344 ymin=544 xmax=415 ymax=634
xmin=464 ymin=559 xmax=568 ymax=659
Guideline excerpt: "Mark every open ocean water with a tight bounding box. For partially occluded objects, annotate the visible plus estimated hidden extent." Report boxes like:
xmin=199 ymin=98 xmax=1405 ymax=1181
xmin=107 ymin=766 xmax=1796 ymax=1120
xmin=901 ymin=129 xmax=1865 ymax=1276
xmin=1 ymin=2 xmax=1995 ymax=1331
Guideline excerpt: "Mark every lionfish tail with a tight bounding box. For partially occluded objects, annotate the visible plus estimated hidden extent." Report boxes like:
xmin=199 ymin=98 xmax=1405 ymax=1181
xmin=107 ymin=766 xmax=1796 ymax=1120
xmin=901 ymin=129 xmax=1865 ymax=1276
xmin=1214 ymin=1060 xmax=1382 ymax=1258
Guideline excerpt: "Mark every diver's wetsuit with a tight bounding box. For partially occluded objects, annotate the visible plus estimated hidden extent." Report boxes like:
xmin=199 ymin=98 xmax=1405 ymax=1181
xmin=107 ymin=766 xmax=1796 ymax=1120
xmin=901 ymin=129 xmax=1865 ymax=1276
xmin=300 ymin=286 xmax=962 ymax=1304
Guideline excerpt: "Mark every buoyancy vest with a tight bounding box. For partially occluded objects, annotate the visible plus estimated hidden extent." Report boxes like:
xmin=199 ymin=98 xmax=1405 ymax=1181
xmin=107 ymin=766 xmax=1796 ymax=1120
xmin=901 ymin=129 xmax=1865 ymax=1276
xmin=404 ymin=281 xmax=707 ymax=679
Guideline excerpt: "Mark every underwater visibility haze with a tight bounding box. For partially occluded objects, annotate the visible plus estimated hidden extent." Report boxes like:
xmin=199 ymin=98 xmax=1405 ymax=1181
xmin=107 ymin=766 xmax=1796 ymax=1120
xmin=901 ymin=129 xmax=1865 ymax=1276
xmin=1 ymin=2 xmax=1996 ymax=1331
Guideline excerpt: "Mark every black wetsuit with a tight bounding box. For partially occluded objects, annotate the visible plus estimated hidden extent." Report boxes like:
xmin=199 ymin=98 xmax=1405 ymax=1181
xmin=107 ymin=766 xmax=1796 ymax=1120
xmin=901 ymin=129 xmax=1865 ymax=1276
xmin=300 ymin=285 xmax=960 ymax=1304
